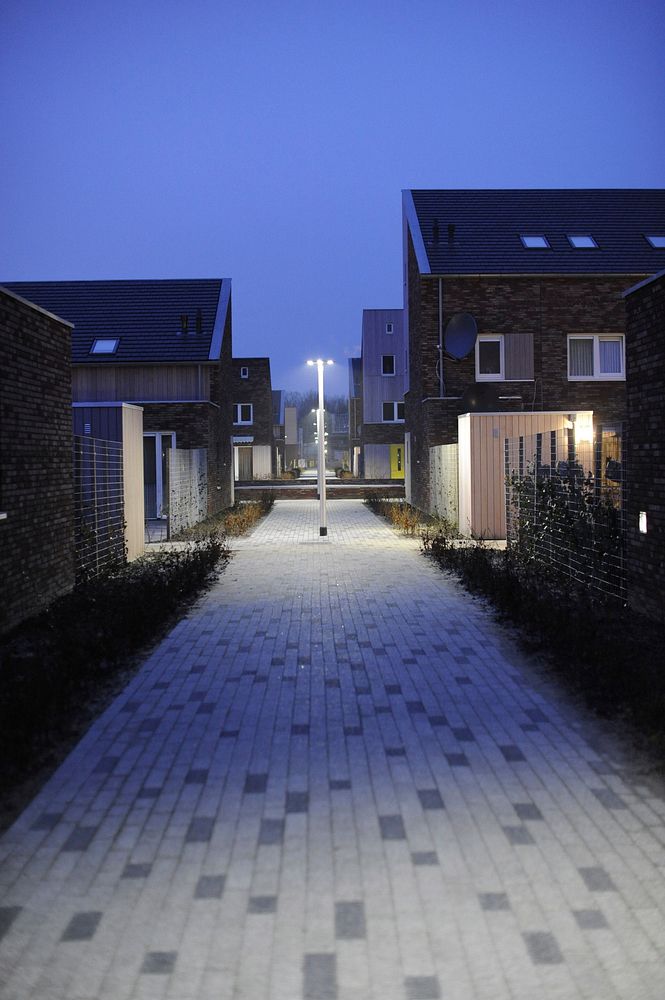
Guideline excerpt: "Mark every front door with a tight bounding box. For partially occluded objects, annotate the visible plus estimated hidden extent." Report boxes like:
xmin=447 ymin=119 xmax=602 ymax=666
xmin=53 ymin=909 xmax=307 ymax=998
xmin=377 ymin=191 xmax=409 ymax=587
xmin=390 ymin=443 xmax=405 ymax=480
xmin=236 ymin=446 xmax=253 ymax=481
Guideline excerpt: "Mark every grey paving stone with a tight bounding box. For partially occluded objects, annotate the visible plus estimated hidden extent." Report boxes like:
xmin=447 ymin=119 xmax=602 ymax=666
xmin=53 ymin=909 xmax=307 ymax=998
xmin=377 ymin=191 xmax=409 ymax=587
xmin=379 ymin=814 xmax=406 ymax=840
xmin=185 ymin=768 xmax=209 ymax=784
xmin=452 ymin=727 xmax=474 ymax=742
xmin=30 ymin=812 xmax=63 ymax=831
xmin=194 ymin=874 xmax=226 ymax=899
xmin=526 ymin=708 xmax=548 ymax=723
xmin=445 ymin=753 xmax=470 ymax=767
xmin=62 ymin=825 xmax=97 ymax=851
xmin=139 ymin=717 xmax=159 ymax=733
xmin=286 ymin=791 xmax=309 ymax=813
xmin=386 ymin=747 xmax=406 ymax=757
xmin=141 ymin=950 xmax=177 ymax=974
xmin=335 ymin=900 xmax=366 ymax=939
xmin=122 ymin=862 xmax=152 ymax=879
xmin=220 ymin=729 xmax=239 ymax=739
xmin=579 ymin=866 xmax=617 ymax=891
xmin=433 ymin=643 xmax=448 ymax=652
xmin=428 ymin=714 xmax=448 ymax=727
xmin=418 ymin=788 xmax=445 ymax=810
xmin=271 ymin=657 xmax=285 ymax=666
xmin=330 ymin=779 xmax=351 ymax=791
xmin=479 ymin=892 xmax=510 ymax=911
xmin=513 ymin=802 xmax=544 ymax=821
xmin=344 ymin=725 xmax=362 ymax=736
xmin=521 ymin=723 xmax=539 ymax=732
xmin=197 ymin=702 xmax=215 ymax=714
xmin=244 ymin=773 xmax=268 ymax=794
xmin=402 ymin=657 xmax=417 ymax=664
xmin=259 ymin=819 xmax=285 ymax=845
xmin=0 ymin=906 xmax=21 ymax=941
xmin=325 ymin=678 xmax=340 ymax=688
xmin=355 ymin=684 xmax=371 ymax=694
xmin=61 ymin=911 xmax=103 ymax=942
xmin=94 ymin=755 xmax=120 ymax=774
xmin=591 ymin=787 xmax=628 ymax=809
xmin=292 ymin=723 xmax=310 ymax=735
xmin=500 ymin=744 xmax=527 ymax=762
xmin=303 ymin=952 xmax=337 ymax=1000
xmin=455 ymin=675 xmax=472 ymax=684
xmin=249 ymin=895 xmax=277 ymax=913
xmin=573 ymin=908 xmax=610 ymax=929
xmin=185 ymin=817 xmax=215 ymax=843
xmin=503 ymin=825 xmax=535 ymax=845
xmin=385 ymin=684 xmax=402 ymax=695
xmin=188 ymin=691 xmax=205 ymax=701
xmin=412 ymin=852 xmax=439 ymax=866
xmin=410 ymin=648 xmax=426 ymax=656
xmin=404 ymin=974 xmax=442 ymax=999
xmin=137 ymin=786 xmax=161 ymax=799
xmin=522 ymin=931 xmax=564 ymax=964
xmin=407 ymin=700 xmax=426 ymax=714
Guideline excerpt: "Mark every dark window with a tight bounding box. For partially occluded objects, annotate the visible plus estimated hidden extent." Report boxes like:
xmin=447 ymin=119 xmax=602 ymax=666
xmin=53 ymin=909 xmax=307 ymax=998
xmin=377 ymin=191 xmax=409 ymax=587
xmin=382 ymin=355 xmax=395 ymax=375
xmin=233 ymin=403 xmax=253 ymax=423
xmin=397 ymin=402 xmax=405 ymax=420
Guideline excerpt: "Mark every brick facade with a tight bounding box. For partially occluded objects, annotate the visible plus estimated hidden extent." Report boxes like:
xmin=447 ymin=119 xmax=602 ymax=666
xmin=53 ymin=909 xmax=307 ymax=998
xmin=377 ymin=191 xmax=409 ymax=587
xmin=405 ymin=234 xmax=641 ymax=511
xmin=0 ymin=288 xmax=75 ymax=633
xmin=623 ymin=272 xmax=665 ymax=623
xmin=231 ymin=358 xmax=274 ymax=476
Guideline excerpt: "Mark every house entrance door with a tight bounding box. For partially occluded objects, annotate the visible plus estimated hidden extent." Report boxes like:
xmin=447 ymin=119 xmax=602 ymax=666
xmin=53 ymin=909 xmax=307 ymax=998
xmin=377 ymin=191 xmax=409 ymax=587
xmin=143 ymin=432 xmax=175 ymax=518
xmin=236 ymin=446 xmax=253 ymax=481
xmin=390 ymin=444 xmax=405 ymax=479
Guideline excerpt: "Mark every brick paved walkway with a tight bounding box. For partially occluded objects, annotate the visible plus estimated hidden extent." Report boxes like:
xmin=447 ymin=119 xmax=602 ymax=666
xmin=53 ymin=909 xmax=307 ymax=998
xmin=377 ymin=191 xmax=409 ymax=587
xmin=1 ymin=500 xmax=664 ymax=1000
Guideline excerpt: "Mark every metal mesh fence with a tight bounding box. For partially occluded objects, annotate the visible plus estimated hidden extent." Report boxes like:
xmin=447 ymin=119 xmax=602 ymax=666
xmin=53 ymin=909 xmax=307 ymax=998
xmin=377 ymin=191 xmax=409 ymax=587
xmin=73 ymin=435 xmax=125 ymax=581
xmin=168 ymin=448 xmax=208 ymax=537
xmin=504 ymin=425 xmax=626 ymax=601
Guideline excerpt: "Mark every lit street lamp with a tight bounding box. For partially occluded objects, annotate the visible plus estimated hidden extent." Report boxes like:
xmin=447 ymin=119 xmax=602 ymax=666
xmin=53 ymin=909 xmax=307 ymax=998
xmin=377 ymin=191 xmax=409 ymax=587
xmin=307 ymin=358 xmax=333 ymax=536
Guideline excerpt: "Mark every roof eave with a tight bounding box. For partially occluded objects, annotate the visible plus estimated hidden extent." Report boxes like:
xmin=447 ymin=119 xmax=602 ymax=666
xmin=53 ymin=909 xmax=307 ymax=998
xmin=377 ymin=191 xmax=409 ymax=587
xmin=402 ymin=190 xmax=431 ymax=275
xmin=209 ymin=278 xmax=232 ymax=361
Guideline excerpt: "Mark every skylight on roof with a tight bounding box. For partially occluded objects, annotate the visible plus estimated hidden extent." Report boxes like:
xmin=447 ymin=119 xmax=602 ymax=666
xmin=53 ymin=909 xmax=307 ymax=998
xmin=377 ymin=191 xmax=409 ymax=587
xmin=520 ymin=235 xmax=550 ymax=249
xmin=645 ymin=235 xmax=665 ymax=248
xmin=568 ymin=235 xmax=598 ymax=248
xmin=90 ymin=338 xmax=119 ymax=354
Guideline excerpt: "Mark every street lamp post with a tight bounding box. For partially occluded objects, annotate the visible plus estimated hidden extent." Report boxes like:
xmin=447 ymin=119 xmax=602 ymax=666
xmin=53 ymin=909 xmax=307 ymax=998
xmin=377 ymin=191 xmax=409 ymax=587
xmin=307 ymin=358 xmax=333 ymax=536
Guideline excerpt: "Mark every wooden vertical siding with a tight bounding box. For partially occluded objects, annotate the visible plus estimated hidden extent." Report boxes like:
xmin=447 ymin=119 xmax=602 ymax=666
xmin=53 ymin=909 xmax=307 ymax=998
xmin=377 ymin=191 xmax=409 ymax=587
xmin=504 ymin=333 xmax=534 ymax=380
xmin=121 ymin=405 xmax=145 ymax=560
xmin=364 ymin=444 xmax=391 ymax=479
xmin=361 ymin=309 xmax=406 ymax=423
xmin=457 ymin=411 xmax=592 ymax=538
xmin=252 ymin=445 xmax=272 ymax=479
xmin=73 ymin=365 xmax=210 ymax=402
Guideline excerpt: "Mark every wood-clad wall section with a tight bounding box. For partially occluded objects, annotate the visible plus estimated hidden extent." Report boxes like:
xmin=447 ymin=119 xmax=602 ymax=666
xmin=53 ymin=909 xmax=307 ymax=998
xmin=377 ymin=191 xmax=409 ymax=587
xmin=121 ymin=405 xmax=145 ymax=560
xmin=73 ymin=365 xmax=210 ymax=402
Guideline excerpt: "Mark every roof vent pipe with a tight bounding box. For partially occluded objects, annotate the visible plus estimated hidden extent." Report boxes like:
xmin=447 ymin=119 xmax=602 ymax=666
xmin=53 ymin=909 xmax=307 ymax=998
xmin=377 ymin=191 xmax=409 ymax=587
xmin=432 ymin=218 xmax=439 ymax=245
xmin=196 ymin=308 xmax=203 ymax=334
xmin=447 ymin=223 xmax=455 ymax=245
xmin=180 ymin=314 xmax=189 ymax=335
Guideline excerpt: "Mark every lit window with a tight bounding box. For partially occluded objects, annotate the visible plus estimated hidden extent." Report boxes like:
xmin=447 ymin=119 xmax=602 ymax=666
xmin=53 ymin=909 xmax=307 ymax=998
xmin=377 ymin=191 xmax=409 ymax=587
xmin=568 ymin=335 xmax=624 ymax=380
xmin=475 ymin=335 xmax=504 ymax=381
xmin=645 ymin=235 xmax=665 ymax=248
xmin=520 ymin=235 xmax=550 ymax=249
xmin=90 ymin=338 xmax=119 ymax=354
xmin=567 ymin=235 xmax=598 ymax=248
xmin=233 ymin=403 xmax=253 ymax=424
xmin=382 ymin=401 xmax=405 ymax=422
xmin=382 ymin=355 xmax=395 ymax=375
xmin=240 ymin=366 xmax=249 ymax=378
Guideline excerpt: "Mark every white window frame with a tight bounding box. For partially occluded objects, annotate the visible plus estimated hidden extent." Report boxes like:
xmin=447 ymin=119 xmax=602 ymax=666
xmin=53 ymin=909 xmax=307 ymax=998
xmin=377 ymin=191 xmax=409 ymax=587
xmin=382 ymin=354 xmax=396 ymax=376
xmin=233 ymin=403 xmax=253 ymax=424
xmin=386 ymin=322 xmax=393 ymax=334
xmin=240 ymin=366 xmax=249 ymax=378
xmin=143 ymin=431 xmax=176 ymax=519
xmin=475 ymin=334 xmax=505 ymax=381
xmin=382 ymin=401 xmax=405 ymax=423
xmin=567 ymin=334 xmax=625 ymax=381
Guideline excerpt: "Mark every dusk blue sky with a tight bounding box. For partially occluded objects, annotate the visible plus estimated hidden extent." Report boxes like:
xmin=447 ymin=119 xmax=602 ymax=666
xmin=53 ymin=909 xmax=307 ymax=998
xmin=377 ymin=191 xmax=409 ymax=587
xmin=2 ymin=0 xmax=664 ymax=396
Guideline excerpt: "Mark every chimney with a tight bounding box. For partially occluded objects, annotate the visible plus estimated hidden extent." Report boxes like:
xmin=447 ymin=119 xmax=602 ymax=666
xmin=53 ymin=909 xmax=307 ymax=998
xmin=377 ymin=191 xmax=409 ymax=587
xmin=432 ymin=218 xmax=439 ymax=245
xmin=180 ymin=313 xmax=189 ymax=335
xmin=196 ymin=308 xmax=203 ymax=334
xmin=447 ymin=223 xmax=455 ymax=245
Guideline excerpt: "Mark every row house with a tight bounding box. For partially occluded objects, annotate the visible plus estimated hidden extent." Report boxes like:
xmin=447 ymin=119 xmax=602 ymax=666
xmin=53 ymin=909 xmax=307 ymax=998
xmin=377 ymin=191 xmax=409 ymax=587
xmin=349 ymin=308 xmax=407 ymax=479
xmin=5 ymin=279 xmax=235 ymax=520
xmin=402 ymin=188 xmax=665 ymax=536
xmin=231 ymin=357 xmax=274 ymax=480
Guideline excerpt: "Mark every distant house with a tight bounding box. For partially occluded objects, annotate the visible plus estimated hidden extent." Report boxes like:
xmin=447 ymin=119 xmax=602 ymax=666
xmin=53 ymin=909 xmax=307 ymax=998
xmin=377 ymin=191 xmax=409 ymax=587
xmin=4 ymin=279 xmax=234 ymax=521
xmin=0 ymin=287 xmax=74 ymax=633
xmin=231 ymin=357 xmax=274 ymax=480
xmin=349 ymin=309 xmax=406 ymax=479
xmin=623 ymin=268 xmax=665 ymax=623
xmin=402 ymin=188 xmax=665 ymax=535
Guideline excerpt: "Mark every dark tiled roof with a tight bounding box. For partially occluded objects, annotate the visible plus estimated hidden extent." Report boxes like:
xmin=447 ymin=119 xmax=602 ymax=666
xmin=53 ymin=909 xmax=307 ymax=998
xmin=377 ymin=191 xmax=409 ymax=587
xmin=2 ymin=279 xmax=230 ymax=363
xmin=405 ymin=189 xmax=665 ymax=275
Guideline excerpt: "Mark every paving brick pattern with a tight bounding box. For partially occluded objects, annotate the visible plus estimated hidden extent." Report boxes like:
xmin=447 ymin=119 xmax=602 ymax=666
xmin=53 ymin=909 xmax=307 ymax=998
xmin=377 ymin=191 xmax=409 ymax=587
xmin=1 ymin=499 xmax=665 ymax=999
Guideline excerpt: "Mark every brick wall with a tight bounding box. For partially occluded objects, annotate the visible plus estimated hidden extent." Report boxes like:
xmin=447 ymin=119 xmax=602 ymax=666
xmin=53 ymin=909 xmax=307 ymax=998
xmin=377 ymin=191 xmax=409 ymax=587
xmin=231 ymin=358 xmax=274 ymax=452
xmin=406 ymin=236 xmax=643 ymax=511
xmin=624 ymin=272 xmax=665 ymax=622
xmin=0 ymin=288 xmax=75 ymax=633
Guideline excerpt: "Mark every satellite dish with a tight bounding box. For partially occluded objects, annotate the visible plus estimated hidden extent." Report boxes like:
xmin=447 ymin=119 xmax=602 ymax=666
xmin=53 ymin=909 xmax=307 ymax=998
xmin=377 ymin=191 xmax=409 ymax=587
xmin=444 ymin=312 xmax=477 ymax=360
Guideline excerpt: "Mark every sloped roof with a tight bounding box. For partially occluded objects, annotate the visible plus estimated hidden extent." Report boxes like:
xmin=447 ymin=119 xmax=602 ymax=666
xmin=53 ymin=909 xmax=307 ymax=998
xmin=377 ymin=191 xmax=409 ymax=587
xmin=2 ymin=278 xmax=231 ymax=363
xmin=403 ymin=189 xmax=665 ymax=276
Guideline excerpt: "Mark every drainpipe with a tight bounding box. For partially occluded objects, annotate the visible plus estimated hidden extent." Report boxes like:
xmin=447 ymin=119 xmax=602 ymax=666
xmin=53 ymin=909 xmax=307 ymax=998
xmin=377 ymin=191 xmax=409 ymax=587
xmin=438 ymin=278 xmax=444 ymax=397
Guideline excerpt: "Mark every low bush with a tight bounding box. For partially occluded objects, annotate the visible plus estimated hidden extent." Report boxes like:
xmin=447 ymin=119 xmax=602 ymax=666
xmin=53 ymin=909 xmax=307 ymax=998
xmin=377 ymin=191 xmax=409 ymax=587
xmin=365 ymin=497 xmax=456 ymax=538
xmin=0 ymin=534 xmax=229 ymax=784
xmin=422 ymin=530 xmax=665 ymax=745
xmin=172 ymin=495 xmax=275 ymax=541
